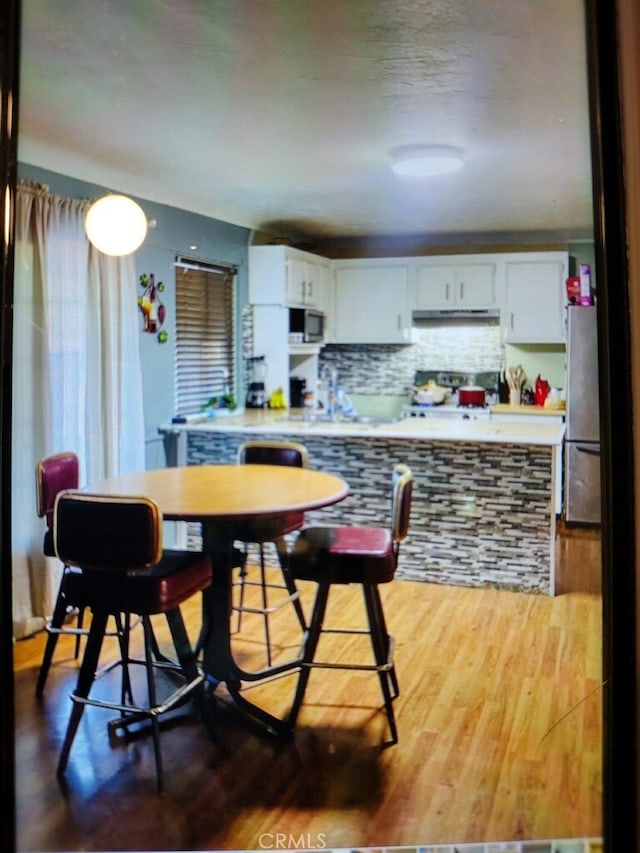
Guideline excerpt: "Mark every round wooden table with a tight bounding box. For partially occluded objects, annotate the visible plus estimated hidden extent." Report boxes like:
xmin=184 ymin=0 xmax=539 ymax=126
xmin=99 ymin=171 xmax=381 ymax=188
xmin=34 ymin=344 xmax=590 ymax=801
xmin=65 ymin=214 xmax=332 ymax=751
xmin=86 ymin=464 xmax=350 ymax=735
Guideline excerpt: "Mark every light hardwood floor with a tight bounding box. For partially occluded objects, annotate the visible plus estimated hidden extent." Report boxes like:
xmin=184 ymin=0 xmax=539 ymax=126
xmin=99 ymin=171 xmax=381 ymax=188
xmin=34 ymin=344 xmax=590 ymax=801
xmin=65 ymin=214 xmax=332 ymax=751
xmin=13 ymin=529 xmax=602 ymax=851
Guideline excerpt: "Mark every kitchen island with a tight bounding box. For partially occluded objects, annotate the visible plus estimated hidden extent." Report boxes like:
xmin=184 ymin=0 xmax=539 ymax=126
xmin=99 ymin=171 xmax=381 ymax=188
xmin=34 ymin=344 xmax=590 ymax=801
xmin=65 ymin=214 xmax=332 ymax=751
xmin=159 ymin=409 xmax=565 ymax=595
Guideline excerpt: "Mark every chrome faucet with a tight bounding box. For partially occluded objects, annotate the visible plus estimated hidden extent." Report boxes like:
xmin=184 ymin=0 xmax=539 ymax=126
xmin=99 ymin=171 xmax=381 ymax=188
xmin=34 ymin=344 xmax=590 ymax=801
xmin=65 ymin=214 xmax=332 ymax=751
xmin=321 ymin=365 xmax=339 ymax=419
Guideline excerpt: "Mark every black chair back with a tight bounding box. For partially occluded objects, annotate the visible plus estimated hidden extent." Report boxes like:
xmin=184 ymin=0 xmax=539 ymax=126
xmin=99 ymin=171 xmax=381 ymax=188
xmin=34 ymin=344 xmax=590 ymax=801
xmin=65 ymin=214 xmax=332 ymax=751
xmin=54 ymin=492 xmax=163 ymax=572
xmin=237 ymin=440 xmax=309 ymax=469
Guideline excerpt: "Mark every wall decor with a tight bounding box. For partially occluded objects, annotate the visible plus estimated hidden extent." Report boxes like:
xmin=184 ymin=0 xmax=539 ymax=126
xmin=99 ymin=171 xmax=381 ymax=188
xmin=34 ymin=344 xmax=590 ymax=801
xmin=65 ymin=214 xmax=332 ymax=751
xmin=138 ymin=273 xmax=166 ymax=338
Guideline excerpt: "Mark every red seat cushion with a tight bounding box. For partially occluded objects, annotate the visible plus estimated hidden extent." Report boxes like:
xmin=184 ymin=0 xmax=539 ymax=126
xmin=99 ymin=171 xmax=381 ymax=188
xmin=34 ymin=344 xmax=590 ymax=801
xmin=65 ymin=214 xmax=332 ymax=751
xmin=67 ymin=551 xmax=212 ymax=615
xmin=126 ymin=551 xmax=213 ymax=613
xmin=290 ymin=525 xmax=396 ymax=585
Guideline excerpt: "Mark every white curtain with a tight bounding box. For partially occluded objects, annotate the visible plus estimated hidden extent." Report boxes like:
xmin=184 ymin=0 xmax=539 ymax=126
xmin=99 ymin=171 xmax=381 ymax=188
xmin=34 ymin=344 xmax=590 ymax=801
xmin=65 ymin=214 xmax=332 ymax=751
xmin=12 ymin=181 xmax=146 ymax=638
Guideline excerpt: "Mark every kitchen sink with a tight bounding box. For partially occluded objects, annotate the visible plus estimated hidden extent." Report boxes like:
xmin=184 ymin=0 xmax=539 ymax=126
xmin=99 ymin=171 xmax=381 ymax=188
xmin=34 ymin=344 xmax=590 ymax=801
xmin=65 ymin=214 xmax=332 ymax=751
xmin=287 ymin=413 xmax=333 ymax=423
xmin=287 ymin=413 xmax=400 ymax=425
xmin=343 ymin=414 xmax=401 ymax=425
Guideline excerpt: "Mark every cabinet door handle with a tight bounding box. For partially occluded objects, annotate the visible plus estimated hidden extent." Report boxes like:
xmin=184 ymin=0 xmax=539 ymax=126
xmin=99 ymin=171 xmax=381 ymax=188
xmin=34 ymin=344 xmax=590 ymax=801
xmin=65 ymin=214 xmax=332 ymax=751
xmin=510 ymin=312 xmax=514 ymax=330
xmin=459 ymin=281 xmax=464 ymax=301
xmin=397 ymin=314 xmax=401 ymax=329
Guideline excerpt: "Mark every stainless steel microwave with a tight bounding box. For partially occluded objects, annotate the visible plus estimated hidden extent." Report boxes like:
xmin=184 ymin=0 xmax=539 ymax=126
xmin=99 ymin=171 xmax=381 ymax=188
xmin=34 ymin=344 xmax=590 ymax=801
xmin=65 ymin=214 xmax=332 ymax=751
xmin=289 ymin=308 xmax=325 ymax=343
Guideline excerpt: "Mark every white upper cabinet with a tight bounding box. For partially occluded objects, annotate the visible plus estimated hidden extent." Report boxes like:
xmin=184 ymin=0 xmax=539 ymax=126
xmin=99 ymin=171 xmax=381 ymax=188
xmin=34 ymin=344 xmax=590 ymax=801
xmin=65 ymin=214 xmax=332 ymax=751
xmin=415 ymin=258 xmax=498 ymax=309
xmin=331 ymin=259 xmax=411 ymax=343
xmin=286 ymin=253 xmax=329 ymax=308
xmin=249 ymin=245 xmax=331 ymax=309
xmin=250 ymin=246 xmax=572 ymax=348
xmin=503 ymin=252 xmax=569 ymax=343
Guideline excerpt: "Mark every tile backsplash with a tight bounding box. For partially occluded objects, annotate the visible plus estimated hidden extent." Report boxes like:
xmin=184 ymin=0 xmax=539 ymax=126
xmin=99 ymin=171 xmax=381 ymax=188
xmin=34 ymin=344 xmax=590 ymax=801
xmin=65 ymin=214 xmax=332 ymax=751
xmin=243 ymin=306 xmax=566 ymax=400
xmin=319 ymin=323 xmax=503 ymax=395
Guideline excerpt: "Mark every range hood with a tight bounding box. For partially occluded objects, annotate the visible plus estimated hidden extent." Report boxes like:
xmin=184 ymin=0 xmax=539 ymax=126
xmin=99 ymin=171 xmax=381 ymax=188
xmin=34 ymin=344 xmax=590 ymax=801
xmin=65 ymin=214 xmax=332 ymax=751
xmin=412 ymin=308 xmax=500 ymax=322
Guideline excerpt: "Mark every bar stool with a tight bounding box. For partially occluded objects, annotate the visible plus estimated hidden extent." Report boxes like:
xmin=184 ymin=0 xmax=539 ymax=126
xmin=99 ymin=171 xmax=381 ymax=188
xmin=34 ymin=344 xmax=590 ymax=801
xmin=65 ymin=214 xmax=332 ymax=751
xmin=53 ymin=491 xmax=214 ymax=793
xmin=287 ymin=463 xmax=413 ymax=744
xmin=34 ymin=452 xmax=86 ymax=694
xmin=35 ymin=453 xmax=159 ymax=696
xmin=234 ymin=440 xmax=309 ymax=666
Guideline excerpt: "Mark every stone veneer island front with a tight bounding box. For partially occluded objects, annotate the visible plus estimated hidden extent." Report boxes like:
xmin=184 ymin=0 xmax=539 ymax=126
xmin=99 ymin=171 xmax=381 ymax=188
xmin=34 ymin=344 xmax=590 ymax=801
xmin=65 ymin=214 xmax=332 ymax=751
xmin=159 ymin=409 xmax=565 ymax=595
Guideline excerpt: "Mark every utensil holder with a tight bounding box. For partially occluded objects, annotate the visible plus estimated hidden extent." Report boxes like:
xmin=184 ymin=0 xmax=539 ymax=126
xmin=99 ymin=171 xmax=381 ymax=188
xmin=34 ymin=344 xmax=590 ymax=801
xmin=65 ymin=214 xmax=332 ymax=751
xmin=509 ymin=388 xmax=521 ymax=406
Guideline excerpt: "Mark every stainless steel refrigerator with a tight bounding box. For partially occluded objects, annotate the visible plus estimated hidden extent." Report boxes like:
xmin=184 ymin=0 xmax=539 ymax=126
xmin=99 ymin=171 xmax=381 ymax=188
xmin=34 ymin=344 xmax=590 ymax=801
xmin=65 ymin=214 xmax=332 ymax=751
xmin=564 ymin=305 xmax=601 ymax=524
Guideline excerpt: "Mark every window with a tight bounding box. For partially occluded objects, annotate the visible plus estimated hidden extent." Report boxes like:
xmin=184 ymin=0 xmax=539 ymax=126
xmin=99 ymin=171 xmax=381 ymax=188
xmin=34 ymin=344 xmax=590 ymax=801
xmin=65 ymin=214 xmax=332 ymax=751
xmin=174 ymin=259 xmax=236 ymax=416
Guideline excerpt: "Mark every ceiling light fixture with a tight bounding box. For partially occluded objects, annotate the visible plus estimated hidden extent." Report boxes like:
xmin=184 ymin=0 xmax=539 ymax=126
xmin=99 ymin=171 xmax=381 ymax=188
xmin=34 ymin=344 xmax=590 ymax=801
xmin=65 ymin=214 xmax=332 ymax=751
xmin=390 ymin=145 xmax=465 ymax=177
xmin=84 ymin=194 xmax=148 ymax=256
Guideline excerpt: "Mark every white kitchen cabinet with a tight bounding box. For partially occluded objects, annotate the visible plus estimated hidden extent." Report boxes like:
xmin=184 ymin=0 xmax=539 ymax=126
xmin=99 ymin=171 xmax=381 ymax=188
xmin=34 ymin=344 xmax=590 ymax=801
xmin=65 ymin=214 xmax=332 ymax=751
xmin=252 ymin=304 xmax=322 ymax=405
xmin=503 ymin=252 xmax=569 ymax=343
xmin=415 ymin=258 xmax=497 ymax=309
xmin=331 ymin=259 xmax=411 ymax=343
xmin=286 ymin=253 xmax=328 ymax=308
xmin=252 ymin=305 xmax=289 ymax=399
xmin=249 ymin=244 xmax=331 ymax=309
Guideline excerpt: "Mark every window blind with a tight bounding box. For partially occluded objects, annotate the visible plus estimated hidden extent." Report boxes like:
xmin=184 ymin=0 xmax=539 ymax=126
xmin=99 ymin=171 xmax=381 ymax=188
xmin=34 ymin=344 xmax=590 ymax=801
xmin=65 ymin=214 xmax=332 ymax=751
xmin=174 ymin=264 xmax=235 ymax=416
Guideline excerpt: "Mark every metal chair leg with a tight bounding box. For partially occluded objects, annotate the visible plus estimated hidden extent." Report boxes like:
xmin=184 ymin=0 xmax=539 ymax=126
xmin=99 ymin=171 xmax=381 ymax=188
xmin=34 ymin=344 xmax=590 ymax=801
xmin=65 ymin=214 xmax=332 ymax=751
xmin=73 ymin=606 xmax=86 ymax=659
xmin=142 ymin=616 xmax=164 ymax=793
xmin=259 ymin=545 xmax=273 ymax=667
xmin=275 ymin=538 xmax=306 ymax=631
xmin=234 ymin=549 xmax=249 ymax=634
xmin=370 ymin=585 xmax=399 ymax=699
xmin=234 ymin=540 xmax=304 ymax=667
xmin=288 ymin=584 xmax=329 ymax=730
xmin=57 ymin=610 xmax=109 ymax=778
xmin=35 ymin=587 xmax=70 ymax=696
xmin=363 ymin=585 xmax=398 ymax=744
xmin=114 ymin=613 xmax=134 ymax=706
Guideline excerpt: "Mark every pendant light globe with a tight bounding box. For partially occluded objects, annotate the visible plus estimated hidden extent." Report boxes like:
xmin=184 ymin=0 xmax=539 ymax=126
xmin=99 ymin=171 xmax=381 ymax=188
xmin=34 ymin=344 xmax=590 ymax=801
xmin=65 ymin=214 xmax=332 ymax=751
xmin=85 ymin=194 xmax=148 ymax=256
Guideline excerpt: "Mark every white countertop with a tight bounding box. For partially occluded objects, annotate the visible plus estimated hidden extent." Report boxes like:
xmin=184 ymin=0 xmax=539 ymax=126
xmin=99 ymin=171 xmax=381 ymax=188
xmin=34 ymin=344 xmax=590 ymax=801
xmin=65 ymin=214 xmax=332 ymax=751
xmin=160 ymin=408 xmax=566 ymax=447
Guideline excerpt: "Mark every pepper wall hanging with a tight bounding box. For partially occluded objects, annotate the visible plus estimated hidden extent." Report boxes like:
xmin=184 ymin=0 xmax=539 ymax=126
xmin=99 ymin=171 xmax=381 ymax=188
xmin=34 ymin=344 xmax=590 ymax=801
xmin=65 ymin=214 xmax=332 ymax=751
xmin=138 ymin=273 xmax=168 ymax=343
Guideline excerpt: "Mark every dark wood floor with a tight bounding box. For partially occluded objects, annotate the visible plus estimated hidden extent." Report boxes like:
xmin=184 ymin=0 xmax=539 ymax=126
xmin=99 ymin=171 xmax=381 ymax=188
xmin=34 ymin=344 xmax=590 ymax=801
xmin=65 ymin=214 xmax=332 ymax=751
xmin=13 ymin=528 xmax=603 ymax=851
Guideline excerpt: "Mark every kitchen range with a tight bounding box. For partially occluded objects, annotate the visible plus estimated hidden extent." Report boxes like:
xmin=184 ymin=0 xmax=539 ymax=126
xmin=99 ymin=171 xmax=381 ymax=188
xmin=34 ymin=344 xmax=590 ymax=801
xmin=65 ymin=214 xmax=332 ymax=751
xmin=403 ymin=369 xmax=500 ymax=420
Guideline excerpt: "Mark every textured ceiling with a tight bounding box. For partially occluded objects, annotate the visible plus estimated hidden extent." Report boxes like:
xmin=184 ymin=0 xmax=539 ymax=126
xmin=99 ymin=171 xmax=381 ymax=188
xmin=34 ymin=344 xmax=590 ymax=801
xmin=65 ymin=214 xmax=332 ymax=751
xmin=18 ymin=0 xmax=594 ymax=247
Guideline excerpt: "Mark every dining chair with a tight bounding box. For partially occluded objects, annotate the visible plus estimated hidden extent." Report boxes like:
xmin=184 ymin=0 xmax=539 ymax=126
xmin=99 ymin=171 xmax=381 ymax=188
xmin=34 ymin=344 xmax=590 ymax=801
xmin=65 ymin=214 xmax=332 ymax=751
xmin=35 ymin=452 xmax=163 ymax=696
xmin=53 ymin=491 xmax=214 ymax=793
xmin=34 ymin=451 xmax=86 ymax=694
xmin=234 ymin=440 xmax=309 ymax=666
xmin=286 ymin=463 xmax=413 ymax=745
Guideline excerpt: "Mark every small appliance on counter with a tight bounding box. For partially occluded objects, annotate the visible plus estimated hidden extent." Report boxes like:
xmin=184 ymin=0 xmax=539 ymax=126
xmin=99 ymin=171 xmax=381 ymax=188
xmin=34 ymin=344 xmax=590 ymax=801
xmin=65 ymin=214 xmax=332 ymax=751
xmin=289 ymin=376 xmax=307 ymax=408
xmin=403 ymin=369 xmax=500 ymax=420
xmin=246 ymin=355 xmax=267 ymax=408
